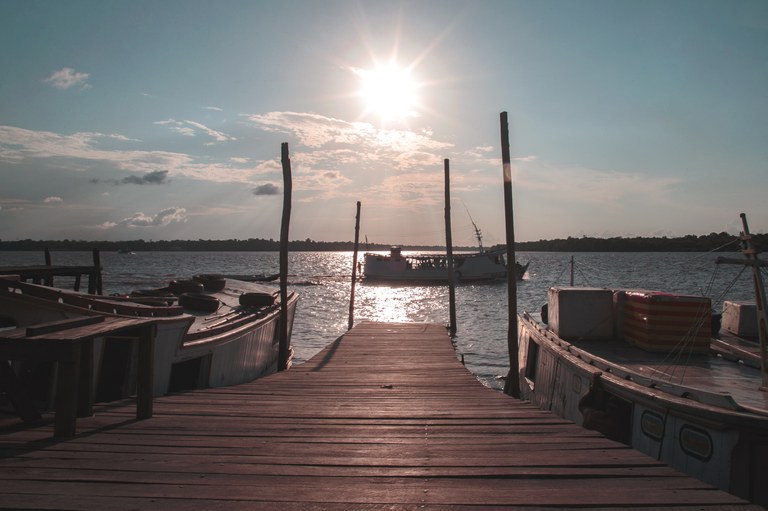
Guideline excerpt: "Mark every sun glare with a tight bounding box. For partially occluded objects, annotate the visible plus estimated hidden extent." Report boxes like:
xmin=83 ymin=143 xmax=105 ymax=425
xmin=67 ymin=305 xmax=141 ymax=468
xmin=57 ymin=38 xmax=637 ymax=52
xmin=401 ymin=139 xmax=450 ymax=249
xmin=357 ymin=62 xmax=419 ymax=122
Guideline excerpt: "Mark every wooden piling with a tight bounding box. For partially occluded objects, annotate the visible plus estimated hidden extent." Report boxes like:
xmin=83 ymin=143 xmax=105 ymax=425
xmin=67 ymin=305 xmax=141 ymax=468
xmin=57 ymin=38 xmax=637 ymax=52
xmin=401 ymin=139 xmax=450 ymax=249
xmin=500 ymin=112 xmax=520 ymax=398
xmin=348 ymin=201 xmax=362 ymax=330
xmin=91 ymin=248 xmax=102 ymax=295
xmin=278 ymin=142 xmax=292 ymax=371
xmin=43 ymin=248 xmax=53 ymax=286
xmin=444 ymin=159 xmax=457 ymax=335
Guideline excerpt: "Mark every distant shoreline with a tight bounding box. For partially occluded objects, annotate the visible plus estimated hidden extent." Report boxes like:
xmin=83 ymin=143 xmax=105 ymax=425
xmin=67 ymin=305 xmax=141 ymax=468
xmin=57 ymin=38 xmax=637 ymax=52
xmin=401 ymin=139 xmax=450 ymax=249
xmin=1 ymin=232 xmax=764 ymax=253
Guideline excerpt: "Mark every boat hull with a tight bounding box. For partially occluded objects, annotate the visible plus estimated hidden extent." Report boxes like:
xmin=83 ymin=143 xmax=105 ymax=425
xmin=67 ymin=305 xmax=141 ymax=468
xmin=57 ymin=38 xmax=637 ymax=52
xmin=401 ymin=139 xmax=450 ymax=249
xmin=518 ymin=312 xmax=768 ymax=505
xmin=0 ymin=277 xmax=298 ymax=401
xmin=363 ymin=248 xmax=526 ymax=283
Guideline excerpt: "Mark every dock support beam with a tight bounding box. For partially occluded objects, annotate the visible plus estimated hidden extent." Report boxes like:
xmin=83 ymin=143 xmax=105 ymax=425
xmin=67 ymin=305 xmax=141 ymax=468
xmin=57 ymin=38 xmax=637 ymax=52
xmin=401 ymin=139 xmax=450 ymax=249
xmin=278 ymin=142 xmax=292 ymax=371
xmin=444 ymin=159 xmax=457 ymax=335
xmin=500 ymin=112 xmax=520 ymax=398
xmin=348 ymin=201 xmax=361 ymax=330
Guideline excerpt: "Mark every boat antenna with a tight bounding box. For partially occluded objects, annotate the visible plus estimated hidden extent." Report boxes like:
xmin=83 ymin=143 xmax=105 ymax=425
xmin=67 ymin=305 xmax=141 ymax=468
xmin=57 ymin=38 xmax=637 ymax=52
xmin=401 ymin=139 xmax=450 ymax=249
xmin=461 ymin=201 xmax=485 ymax=253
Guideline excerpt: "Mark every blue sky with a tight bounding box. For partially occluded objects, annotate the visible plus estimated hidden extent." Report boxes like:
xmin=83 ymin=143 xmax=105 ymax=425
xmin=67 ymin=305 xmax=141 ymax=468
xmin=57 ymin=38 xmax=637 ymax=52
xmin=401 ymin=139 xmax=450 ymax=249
xmin=1 ymin=0 xmax=766 ymax=246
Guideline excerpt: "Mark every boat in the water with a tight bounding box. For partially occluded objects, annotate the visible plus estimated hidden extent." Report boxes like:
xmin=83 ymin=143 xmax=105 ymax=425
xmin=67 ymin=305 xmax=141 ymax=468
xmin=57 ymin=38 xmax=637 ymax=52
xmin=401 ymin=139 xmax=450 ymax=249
xmin=517 ymin=215 xmax=768 ymax=505
xmin=0 ymin=273 xmax=299 ymax=403
xmin=364 ymin=246 xmax=527 ymax=283
xmin=363 ymin=220 xmax=528 ymax=283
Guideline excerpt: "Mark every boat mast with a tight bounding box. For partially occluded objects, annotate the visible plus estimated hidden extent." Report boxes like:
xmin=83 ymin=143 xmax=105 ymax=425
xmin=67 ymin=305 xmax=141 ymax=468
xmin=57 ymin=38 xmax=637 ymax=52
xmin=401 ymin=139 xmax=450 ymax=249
xmin=716 ymin=213 xmax=768 ymax=390
xmin=463 ymin=203 xmax=485 ymax=253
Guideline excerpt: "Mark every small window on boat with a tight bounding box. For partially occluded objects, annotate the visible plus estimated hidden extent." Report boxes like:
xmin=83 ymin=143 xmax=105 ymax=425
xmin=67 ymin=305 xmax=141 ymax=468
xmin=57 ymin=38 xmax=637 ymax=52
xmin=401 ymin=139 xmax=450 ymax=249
xmin=525 ymin=337 xmax=539 ymax=384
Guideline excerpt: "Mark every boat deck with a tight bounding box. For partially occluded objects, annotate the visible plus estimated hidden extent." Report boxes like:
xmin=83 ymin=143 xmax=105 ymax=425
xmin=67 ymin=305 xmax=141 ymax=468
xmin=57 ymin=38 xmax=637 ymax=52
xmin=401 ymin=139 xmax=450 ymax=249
xmin=572 ymin=336 xmax=768 ymax=413
xmin=0 ymin=321 xmax=760 ymax=509
xmin=181 ymin=279 xmax=280 ymax=334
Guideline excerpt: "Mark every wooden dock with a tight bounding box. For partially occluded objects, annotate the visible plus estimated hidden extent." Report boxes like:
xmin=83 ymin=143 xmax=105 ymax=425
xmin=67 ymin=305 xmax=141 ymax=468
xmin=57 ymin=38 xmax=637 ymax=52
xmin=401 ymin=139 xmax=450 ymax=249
xmin=0 ymin=322 xmax=761 ymax=509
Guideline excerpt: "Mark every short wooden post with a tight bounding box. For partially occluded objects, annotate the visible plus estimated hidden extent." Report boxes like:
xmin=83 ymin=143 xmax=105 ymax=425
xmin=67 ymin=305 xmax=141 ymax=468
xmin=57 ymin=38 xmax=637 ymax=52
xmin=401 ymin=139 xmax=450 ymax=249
xmin=278 ymin=143 xmax=292 ymax=371
xmin=500 ymin=112 xmax=520 ymax=398
xmin=348 ymin=201 xmax=362 ymax=330
xmin=444 ymin=159 xmax=457 ymax=335
xmin=90 ymin=248 xmax=103 ymax=295
xmin=76 ymin=340 xmax=94 ymax=418
xmin=53 ymin=343 xmax=80 ymax=438
xmin=43 ymin=248 xmax=53 ymax=286
xmin=136 ymin=323 xmax=156 ymax=419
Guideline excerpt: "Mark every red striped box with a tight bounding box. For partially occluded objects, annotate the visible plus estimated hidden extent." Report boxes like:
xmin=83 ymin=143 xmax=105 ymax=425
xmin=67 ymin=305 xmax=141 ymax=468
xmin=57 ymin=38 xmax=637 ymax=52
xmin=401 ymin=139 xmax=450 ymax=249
xmin=621 ymin=291 xmax=711 ymax=353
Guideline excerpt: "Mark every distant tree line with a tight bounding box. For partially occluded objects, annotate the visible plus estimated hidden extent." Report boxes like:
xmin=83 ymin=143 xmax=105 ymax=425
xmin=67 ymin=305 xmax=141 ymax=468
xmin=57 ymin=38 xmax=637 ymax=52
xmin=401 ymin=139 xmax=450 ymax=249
xmin=512 ymin=232 xmax=766 ymax=252
xmin=0 ymin=231 xmax=764 ymax=253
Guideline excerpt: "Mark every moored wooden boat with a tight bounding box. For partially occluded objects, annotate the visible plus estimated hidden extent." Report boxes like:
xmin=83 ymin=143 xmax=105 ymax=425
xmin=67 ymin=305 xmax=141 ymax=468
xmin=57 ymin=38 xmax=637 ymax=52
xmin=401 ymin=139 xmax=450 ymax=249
xmin=0 ymin=274 xmax=298 ymax=403
xmin=517 ymin=216 xmax=768 ymax=505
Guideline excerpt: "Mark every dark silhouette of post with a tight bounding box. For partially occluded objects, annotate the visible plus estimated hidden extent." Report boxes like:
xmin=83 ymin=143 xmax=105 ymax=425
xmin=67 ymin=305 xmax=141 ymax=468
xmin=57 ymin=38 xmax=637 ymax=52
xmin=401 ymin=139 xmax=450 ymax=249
xmin=444 ymin=159 xmax=457 ymax=335
xmin=91 ymin=248 xmax=103 ymax=295
xmin=500 ymin=112 xmax=520 ymax=398
xmin=278 ymin=142 xmax=292 ymax=371
xmin=348 ymin=201 xmax=362 ymax=330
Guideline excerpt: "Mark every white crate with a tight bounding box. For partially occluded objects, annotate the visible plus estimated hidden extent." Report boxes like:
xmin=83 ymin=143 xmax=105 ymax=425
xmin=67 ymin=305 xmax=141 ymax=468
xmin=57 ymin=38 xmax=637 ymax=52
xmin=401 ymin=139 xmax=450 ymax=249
xmin=722 ymin=300 xmax=758 ymax=337
xmin=548 ymin=287 xmax=614 ymax=340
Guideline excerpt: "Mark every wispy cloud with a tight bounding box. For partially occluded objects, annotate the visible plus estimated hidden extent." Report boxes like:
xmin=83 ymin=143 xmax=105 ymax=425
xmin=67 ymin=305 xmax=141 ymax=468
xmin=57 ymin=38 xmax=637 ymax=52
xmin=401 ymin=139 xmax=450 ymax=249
xmin=247 ymin=111 xmax=450 ymax=171
xmin=42 ymin=68 xmax=91 ymax=90
xmin=0 ymin=125 xmax=252 ymax=183
xmin=154 ymin=119 xmax=235 ymax=143
xmin=252 ymin=183 xmax=280 ymax=196
xmin=101 ymin=207 xmax=187 ymax=229
xmin=43 ymin=196 xmax=63 ymax=203
xmin=248 ymin=111 xmax=441 ymax=151
xmin=121 ymin=170 xmax=169 ymax=185
xmin=91 ymin=170 xmax=170 ymax=186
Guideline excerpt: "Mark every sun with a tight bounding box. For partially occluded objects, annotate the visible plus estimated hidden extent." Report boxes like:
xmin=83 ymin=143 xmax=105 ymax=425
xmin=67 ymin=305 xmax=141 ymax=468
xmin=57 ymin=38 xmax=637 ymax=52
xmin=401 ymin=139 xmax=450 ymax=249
xmin=356 ymin=62 xmax=419 ymax=123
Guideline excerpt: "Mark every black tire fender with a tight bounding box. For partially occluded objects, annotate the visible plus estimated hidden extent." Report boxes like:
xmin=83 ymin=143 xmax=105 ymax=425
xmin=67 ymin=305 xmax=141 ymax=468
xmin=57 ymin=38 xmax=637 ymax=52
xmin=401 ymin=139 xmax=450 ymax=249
xmin=179 ymin=292 xmax=220 ymax=312
xmin=130 ymin=287 xmax=172 ymax=297
xmin=192 ymin=274 xmax=226 ymax=292
xmin=239 ymin=292 xmax=275 ymax=308
xmin=169 ymin=279 xmax=204 ymax=295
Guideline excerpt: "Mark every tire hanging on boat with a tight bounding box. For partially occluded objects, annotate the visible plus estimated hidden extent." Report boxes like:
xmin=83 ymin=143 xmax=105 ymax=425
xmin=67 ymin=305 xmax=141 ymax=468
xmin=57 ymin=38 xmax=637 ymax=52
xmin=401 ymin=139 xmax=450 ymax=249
xmin=129 ymin=287 xmax=175 ymax=306
xmin=239 ymin=292 xmax=275 ymax=308
xmin=178 ymin=292 xmax=220 ymax=312
xmin=169 ymin=279 xmax=204 ymax=295
xmin=192 ymin=274 xmax=226 ymax=292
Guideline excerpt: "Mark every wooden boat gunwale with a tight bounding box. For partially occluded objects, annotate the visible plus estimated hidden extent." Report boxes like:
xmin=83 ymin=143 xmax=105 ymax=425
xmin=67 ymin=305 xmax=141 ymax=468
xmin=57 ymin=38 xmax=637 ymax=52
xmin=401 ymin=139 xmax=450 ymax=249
xmin=519 ymin=311 xmax=768 ymax=428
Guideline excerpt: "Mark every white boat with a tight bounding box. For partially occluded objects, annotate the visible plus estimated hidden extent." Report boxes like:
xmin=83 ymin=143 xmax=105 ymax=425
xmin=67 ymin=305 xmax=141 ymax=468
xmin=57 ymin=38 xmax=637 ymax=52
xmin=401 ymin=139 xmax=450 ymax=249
xmin=363 ymin=246 xmax=527 ymax=283
xmin=363 ymin=217 xmax=528 ymax=283
xmin=0 ymin=274 xmax=298 ymax=401
xmin=517 ymin=215 xmax=768 ymax=505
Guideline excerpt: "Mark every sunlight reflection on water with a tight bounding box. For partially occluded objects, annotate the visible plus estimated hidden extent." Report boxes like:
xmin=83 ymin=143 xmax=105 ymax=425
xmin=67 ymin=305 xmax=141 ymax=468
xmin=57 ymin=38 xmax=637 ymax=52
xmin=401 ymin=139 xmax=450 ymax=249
xmin=0 ymin=250 xmax=758 ymax=391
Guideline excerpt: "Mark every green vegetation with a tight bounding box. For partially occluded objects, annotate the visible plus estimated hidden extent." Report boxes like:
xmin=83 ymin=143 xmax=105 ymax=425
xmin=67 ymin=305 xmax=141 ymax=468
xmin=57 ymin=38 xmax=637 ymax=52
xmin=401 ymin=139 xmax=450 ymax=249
xmin=0 ymin=232 xmax=765 ymax=252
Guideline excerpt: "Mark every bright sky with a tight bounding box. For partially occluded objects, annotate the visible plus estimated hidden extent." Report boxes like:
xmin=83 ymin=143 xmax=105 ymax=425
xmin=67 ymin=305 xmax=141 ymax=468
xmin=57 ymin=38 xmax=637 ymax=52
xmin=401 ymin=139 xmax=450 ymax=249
xmin=1 ymin=0 xmax=766 ymax=246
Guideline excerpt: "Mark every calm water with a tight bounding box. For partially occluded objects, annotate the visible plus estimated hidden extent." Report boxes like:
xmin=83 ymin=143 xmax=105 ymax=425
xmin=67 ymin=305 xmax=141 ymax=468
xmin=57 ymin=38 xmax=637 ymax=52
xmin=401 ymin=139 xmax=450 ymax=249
xmin=0 ymin=250 xmax=758 ymax=390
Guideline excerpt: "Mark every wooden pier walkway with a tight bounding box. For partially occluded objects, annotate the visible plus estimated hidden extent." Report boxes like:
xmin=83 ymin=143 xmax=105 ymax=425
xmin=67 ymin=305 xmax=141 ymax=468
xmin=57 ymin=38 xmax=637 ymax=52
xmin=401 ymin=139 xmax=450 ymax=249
xmin=0 ymin=321 xmax=761 ymax=509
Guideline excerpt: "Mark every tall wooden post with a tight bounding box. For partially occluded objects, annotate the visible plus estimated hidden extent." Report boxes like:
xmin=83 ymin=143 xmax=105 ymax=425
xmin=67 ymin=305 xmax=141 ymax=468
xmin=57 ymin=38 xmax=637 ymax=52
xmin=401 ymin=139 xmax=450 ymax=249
xmin=444 ymin=159 xmax=457 ymax=335
xmin=500 ymin=112 xmax=520 ymax=398
xmin=278 ymin=142 xmax=292 ymax=371
xmin=348 ymin=201 xmax=362 ymax=330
